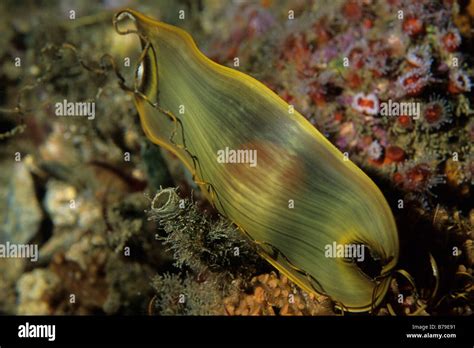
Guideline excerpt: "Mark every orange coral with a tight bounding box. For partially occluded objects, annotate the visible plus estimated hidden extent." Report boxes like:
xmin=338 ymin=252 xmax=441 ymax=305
xmin=224 ymin=272 xmax=334 ymax=316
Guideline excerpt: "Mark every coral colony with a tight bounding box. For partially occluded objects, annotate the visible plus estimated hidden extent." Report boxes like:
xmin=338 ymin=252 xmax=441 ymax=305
xmin=0 ymin=0 xmax=472 ymax=320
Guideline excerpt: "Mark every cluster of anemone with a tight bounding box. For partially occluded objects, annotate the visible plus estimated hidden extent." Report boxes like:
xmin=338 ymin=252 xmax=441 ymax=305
xmin=393 ymin=155 xmax=446 ymax=194
xmin=207 ymin=0 xmax=472 ymax=203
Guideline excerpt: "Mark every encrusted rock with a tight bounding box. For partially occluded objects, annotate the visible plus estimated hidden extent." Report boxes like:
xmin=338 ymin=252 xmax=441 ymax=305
xmin=1 ymin=162 xmax=43 ymax=245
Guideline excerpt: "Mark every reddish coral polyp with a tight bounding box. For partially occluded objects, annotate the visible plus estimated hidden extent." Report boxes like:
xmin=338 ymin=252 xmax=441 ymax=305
xmin=398 ymin=115 xmax=413 ymax=128
xmin=448 ymin=70 xmax=471 ymax=94
xmin=406 ymin=45 xmax=432 ymax=70
xmin=393 ymin=158 xmax=445 ymax=193
xmin=385 ymin=146 xmax=405 ymax=164
xmin=402 ymin=17 xmax=424 ymax=36
xmin=425 ymin=104 xmax=443 ymax=123
xmin=348 ymin=47 xmax=366 ymax=69
xmin=441 ymin=29 xmax=461 ymax=52
xmin=405 ymin=164 xmax=432 ymax=190
xmin=352 ymin=93 xmax=379 ymax=115
xmin=421 ymin=97 xmax=452 ymax=130
xmin=397 ymin=68 xmax=430 ymax=96
xmin=343 ymin=1 xmax=363 ymax=21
